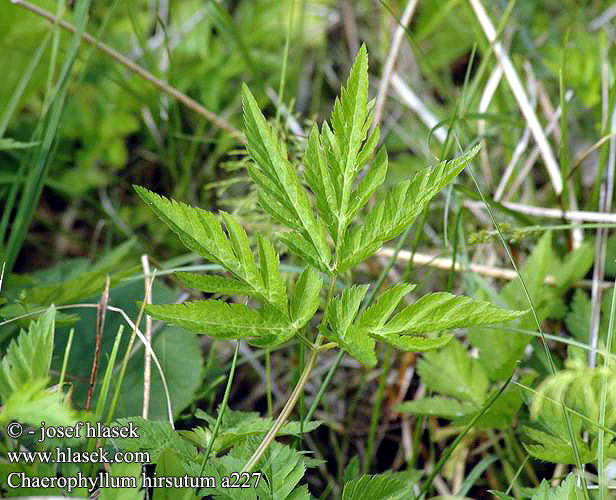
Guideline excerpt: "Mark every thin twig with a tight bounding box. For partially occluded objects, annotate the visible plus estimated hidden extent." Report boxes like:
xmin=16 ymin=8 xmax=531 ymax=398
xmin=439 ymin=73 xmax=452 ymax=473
xmin=86 ymin=276 xmax=110 ymax=411
xmin=465 ymin=199 xmax=616 ymax=224
xmin=373 ymin=0 xmax=419 ymax=129
xmin=390 ymin=73 xmax=447 ymax=144
xmin=502 ymin=91 xmax=573 ymax=199
xmin=468 ymin=0 xmax=563 ymax=194
xmin=589 ymin=104 xmax=616 ymax=368
xmin=141 ymin=255 xmax=153 ymax=419
xmin=376 ymin=247 xmax=612 ymax=290
xmin=11 ymin=0 xmax=245 ymax=143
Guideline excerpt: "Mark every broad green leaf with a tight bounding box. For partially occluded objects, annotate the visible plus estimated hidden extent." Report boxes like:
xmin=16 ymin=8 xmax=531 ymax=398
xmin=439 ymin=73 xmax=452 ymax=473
xmin=220 ymin=212 xmax=264 ymax=293
xmin=395 ymin=397 xmax=476 ymax=419
xmin=342 ymin=472 xmax=418 ymax=500
xmin=550 ymin=241 xmax=594 ymax=292
xmin=338 ymin=146 xmax=480 ymax=272
xmin=417 ymin=339 xmax=489 ymax=406
xmin=375 ymin=292 xmax=525 ymax=336
xmin=0 ymin=306 xmax=55 ymax=400
xmin=377 ymin=332 xmax=453 ymax=352
xmin=342 ymin=325 xmax=377 ymax=367
xmin=290 ymin=266 xmax=323 ymax=329
xmin=176 ymin=273 xmax=256 ymax=297
xmin=144 ymin=301 xmax=294 ymax=346
xmin=116 ymin=327 xmax=203 ymax=420
xmin=242 ymin=85 xmax=331 ymax=270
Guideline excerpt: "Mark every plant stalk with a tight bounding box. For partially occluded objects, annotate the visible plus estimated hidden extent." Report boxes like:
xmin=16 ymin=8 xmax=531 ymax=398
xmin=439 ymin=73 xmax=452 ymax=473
xmin=242 ymin=336 xmax=323 ymax=472
xmin=242 ymin=273 xmax=338 ymax=472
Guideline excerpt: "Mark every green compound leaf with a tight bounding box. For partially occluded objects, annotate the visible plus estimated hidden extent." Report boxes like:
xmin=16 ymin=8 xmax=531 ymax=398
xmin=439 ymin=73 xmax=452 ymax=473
xmin=145 ymin=301 xmax=295 ymax=348
xmin=0 ymin=306 xmax=55 ymax=401
xmin=242 ymin=85 xmax=331 ymax=271
xmin=290 ymin=266 xmax=323 ymax=330
xmin=346 ymin=147 xmax=388 ymax=223
xmin=326 ymin=284 xmax=522 ymax=367
xmin=135 ymin=186 xmax=288 ymax=314
xmin=338 ymin=145 xmax=479 ymax=272
xmin=375 ymin=292 xmax=526 ymax=336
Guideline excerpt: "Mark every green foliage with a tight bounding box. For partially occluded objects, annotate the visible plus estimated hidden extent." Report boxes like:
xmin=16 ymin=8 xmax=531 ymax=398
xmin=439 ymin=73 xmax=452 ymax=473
xmin=396 ymin=338 xmax=535 ymax=430
xmin=342 ymin=472 xmax=418 ymax=500
xmin=530 ymin=473 xmax=581 ymax=500
xmin=193 ymin=437 xmax=318 ymax=500
xmin=0 ymin=306 xmax=55 ymax=400
xmin=112 ymin=417 xmax=198 ymax=465
xmin=323 ymin=288 xmax=522 ymax=367
xmin=0 ymin=306 xmax=77 ymax=430
xmin=99 ymin=463 xmax=145 ymax=500
xmin=138 ymin=46 xmax=516 ymax=367
xmin=181 ymin=407 xmax=321 ymax=455
xmin=522 ymin=357 xmax=616 ymax=464
xmin=469 ymin=233 xmax=594 ymax=381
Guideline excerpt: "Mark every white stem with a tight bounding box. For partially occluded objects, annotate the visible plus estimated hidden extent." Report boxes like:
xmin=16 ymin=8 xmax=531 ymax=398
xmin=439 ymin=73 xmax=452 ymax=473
xmin=373 ymin=0 xmax=420 ymax=128
xmin=468 ymin=0 xmax=563 ymax=194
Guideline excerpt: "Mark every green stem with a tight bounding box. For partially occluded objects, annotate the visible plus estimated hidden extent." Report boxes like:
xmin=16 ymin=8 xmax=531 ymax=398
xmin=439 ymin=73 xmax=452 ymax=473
xmin=242 ymin=273 xmax=339 ymax=472
xmin=242 ymin=336 xmax=323 ymax=473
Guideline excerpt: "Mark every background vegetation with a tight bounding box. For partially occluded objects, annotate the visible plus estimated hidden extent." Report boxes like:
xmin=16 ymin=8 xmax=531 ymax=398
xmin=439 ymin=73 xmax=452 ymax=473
xmin=1 ymin=0 xmax=616 ymax=498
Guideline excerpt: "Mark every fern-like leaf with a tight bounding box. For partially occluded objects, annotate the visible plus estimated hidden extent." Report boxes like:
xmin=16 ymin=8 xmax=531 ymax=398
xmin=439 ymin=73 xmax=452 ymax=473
xmin=338 ymin=146 xmax=480 ymax=272
xmin=242 ymin=85 xmax=331 ymax=271
xmin=375 ymin=292 xmax=525 ymax=336
xmin=145 ymin=301 xmax=295 ymax=348
xmin=290 ymin=266 xmax=323 ymax=330
xmin=135 ymin=186 xmax=288 ymax=314
xmin=0 ymin=306 xmax=55 ymax=401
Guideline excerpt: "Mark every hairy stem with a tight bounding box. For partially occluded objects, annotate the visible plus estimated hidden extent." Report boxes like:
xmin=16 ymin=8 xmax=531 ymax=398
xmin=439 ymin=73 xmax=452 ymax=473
xmin=242 ymin=274 xmax=338 ymax=472
xmin=241 ymin=337 xmax=323 ymax=473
